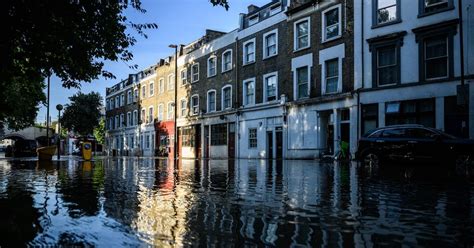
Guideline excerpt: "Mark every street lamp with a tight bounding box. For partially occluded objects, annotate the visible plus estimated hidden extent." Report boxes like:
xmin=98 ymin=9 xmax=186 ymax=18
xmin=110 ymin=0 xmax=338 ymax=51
xmin=56 ymin=104 xmax=63 ymax=160
xmin=169 ymin=44 xmax=178 ymax=162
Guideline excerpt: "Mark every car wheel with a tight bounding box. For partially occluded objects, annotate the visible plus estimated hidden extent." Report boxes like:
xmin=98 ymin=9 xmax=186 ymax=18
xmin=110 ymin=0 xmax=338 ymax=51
xmin=363 ymin=151 xmax=380 ymax=166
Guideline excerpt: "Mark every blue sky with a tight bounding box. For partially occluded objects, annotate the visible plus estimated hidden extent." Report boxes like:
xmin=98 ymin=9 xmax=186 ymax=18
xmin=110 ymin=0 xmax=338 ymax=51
xmin=37 ymin=0 xmax=270 ymax=123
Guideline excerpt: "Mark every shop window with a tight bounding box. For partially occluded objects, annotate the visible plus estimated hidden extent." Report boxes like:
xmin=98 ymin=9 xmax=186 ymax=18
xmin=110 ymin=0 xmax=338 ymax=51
xmin=385 ymin=98 xmax=435 ymax=127
xmin=362 ymin=104 xmax=379 ymax=135
xmin=211 ymin=124 xmax=227 ymax=146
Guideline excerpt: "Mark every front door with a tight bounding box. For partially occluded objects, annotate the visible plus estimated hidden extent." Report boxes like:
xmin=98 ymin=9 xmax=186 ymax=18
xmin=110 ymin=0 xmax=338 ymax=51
xmin=267 ymin=131 xmax=273 ymax=159
xmin=228 ymin=123 xmax=235 ymax=159
xmin=275 ymin=127 xmax=283 ymax=159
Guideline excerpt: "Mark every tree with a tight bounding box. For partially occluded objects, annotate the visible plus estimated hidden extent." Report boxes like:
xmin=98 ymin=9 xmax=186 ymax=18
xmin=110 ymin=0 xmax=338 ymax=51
xmin=61 ymin=92 xmax=103 ymax=137
xmin=0 ymin=0 xmax=229 ymax=130
xmin=93 ymin=118 xmax=106 ymax=145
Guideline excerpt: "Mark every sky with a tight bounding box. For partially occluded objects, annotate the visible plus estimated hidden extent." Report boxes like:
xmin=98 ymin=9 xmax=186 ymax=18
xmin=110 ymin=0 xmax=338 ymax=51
xmin=37 ymin=0 xmax=271 ymax=123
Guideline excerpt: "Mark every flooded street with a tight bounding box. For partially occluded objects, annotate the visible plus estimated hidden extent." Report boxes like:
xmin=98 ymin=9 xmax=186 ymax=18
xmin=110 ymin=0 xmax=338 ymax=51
xmin=0 ymin=157 xmax=473 ymax=247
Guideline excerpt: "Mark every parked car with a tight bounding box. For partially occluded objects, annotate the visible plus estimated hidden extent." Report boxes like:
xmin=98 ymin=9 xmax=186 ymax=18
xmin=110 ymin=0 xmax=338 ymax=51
xmin=356 ymin=124 xmax=474 ymax=165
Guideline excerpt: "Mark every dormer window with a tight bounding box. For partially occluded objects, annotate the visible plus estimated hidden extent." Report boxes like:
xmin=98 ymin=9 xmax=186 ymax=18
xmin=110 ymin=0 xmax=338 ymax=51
xmin=248 ymin=14 xmax=259 ymax=26
xmin=270 ymin=4 xmax=281 ymax=16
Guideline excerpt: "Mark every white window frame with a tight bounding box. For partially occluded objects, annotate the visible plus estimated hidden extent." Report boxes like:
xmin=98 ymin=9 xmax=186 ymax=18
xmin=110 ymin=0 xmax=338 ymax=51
xmin=167 ymin=101 xmax=174 ymax=120
xmin=158 ymin=104 xmax=164 ymax=121
xmin=221 ymin=49 xmax=233 ymax=72
xmin=242 ymin=78 xmax=256 ymax=106
xmin=221 ymin=85 xmax=232 ymax=110
xmin=191 ymin=94 xmax=199 ymax=115
xmin=248 ymin=14 xmax=259 ymax=26
xmin=168 ymin=74 xmax=175 ymax=91
xmin=191 ymin=63 xmax=199 ymax=83
xmin=263 ymin=29 xmax=278 ymax=59
xmin=322 ymin=58 xmax=340 ymax=95
xmin=133 ymin=110 xmax=138 ymax=126
xmin=149 ymin=81 xmax=154 ymax=96
xmin=322 ymin=4 xmax=342 ymax=43
xmin=207 ymin=56 xmax=217 ymax=77
xmin=134 ymin=88 xmax=138 ymax=102
xmin=248 ymin=128 xmax=258 ymax=149
xmin=207 ymin=89 xmax=217 ymax=113
xmin=141 ymin=85 xmax=146 ymax=98
xmin=127 ymin=112 xmax=131 ymax=126
xmin=141 ymin=108 xmax=146 ymax=124
xmin=243 ymin=38 xmax=256 ymax=65
xmin=263 ymin=71 xmax=279 ymax=102
xmin=127 ymin=90 xmax=132 ymax=105
xmin=180 ymin=98 xmax=187 ymax=117
xmin=159 ymin=78 xmax=165 ymax=93
xmin=319 ymin=43 xmax=345 ymax=94
xmin=121 ymin=94 xmax=125 ymax=107
xmin=180 ymin=69 xmax=187 ymax=85
xmin=294 ymin=17 xmax=311 ymax=51
xmin=294 ymin=66 xmax=310 ymax=100
xmin=115 ymin=96 xmax=120 ymax=108
xmin=148 ymin=106 xmax=154 ymax=124
xmin=120 ymin=114 xmax=124 ymax=127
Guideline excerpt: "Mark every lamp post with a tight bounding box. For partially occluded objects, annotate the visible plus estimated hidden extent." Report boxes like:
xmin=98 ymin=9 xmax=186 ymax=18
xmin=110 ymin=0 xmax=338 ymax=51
xmin=169 ymin=44 xmax=179 ymax=162
xmin=56 ymin=104 xmax=63 ymax=160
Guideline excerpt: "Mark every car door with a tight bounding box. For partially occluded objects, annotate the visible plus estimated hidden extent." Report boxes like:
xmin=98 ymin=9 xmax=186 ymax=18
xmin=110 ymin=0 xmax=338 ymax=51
xmin=407 ymin=128 xmax=437 ymax=162
xmin=380 ymin=128 xmax=410 ymax=161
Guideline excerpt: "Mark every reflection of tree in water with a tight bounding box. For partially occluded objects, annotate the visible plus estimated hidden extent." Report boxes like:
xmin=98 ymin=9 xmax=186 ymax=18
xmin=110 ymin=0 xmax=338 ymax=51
xmin=0 ymin=162 xmax=42 ymax=246
xmin=57 ymin=161 xmax=103 ymax=218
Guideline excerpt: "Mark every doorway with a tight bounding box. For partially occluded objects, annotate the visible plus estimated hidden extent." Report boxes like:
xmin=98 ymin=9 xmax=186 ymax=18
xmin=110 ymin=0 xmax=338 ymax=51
xmin=228 ymin=123 xmax=235 ymax=159
xmin=275 ymin=127 xmax=283 ymax=159
xmin=267 ymin=131 xmax=273 ymax=159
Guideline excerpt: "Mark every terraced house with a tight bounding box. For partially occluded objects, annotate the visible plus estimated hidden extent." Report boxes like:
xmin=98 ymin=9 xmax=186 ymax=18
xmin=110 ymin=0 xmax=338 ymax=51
xmin=105 ymin=0 xmax=473 ymax=158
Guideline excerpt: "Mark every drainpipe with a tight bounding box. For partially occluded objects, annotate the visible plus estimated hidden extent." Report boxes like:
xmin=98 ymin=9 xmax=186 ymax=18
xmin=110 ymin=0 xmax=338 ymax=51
xmin=357 ymin=0 xmax=365 ymax=142
xmin=235 ymin=36 xmax=240 ymax=159
xmin=458 ymin=0 xmax=465 ymax=86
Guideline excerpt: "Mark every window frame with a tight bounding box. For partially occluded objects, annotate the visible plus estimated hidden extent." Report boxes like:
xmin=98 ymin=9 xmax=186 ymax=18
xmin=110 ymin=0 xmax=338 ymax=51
xmin=372 ymin=0 xmax=401 ymax=28
xmin=322 ymin=4 xmax=342 ymax=42
xmin=293 ymin=17 xmax=310 ymax=51
xmin=418 ymin=0 xmax=454 ymax=17
xmin=221 ymin=85 xmax=232 ymax=110
xmin=147 ymin=106 xmax=154 ymax=124
xmin=323 ymin=58 xmax=340 ymax=94
xmin=141 ymin=108 xmax=146 ymax=124
xmin=221 ymin=49 xmax=233 ymax=72
xmin=295 ymin=66 xmax=310 ymax=100
xmin=180 ymin=98 xmax=187 ymax=117
xmin=168 ymin=74 xmax=175 ymax=91
xmin=121 ymin=94 xmax=125 ymax=107
xmin=207 ymin=55 xmax=217 ymax=78
xmin=424 ymin=36 xmax=449 ymax=81
xmin=127 ymin=90 xmax=132 ymax=105
xmin=207 ymin=89 xmax=217 ymax=113
xmin=149 ymin=81 xmax=154 ymax=96
xmin=243 ymin=38 xmax=256 ymax=65
xmin=263 ymin=71 xmax=278 ymax=102
xmin=133 ymin=110 xmax=138 ymax=126
xmin=191 ymin=63 xmax=200 ymax=83
xmin=248 ymin=14 xmax=259 ymax=26
xmin=167 ymin=101 xmax=174 ymax=120
xmin=269 ymin=3 xmax=281 ymax=16
xmin=242 ymin=78 xmax=256 ymax=106
xmin=263 ymin=29 xmax=278 ymax=59
xmin=180 ymin=69 xmax=187 ymax=85
xmin=127 ymin=112 xmax=131 ymax=126
xmin=115 ymin=96 xmax=120 ymax=108
xmin=248 ymin=128 xmax=258 ymax=149
xmin=191 ymin=94 xmax=200 ymax=115
xmin=158 ymin=104 xmax=164 ymax=121
xmin=141 ymin=85 xmax=146 ymax=98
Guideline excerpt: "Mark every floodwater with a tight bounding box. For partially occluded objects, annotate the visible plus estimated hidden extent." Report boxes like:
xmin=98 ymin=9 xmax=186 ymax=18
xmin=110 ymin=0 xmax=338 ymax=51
xmin=0 ymin=157 xmax=473 ymax=247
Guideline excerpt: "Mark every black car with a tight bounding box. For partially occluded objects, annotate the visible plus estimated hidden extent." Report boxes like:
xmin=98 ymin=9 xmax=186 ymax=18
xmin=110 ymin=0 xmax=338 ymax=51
xmin=356 ymin=124 xmax=474 ymax=165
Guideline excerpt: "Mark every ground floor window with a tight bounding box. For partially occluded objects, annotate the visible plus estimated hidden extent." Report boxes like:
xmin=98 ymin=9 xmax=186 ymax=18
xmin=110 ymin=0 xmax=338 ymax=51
xmin=362 ymin=104 xmax=379 ymax=135
xmin=444 ymin=96 xmax=469 ymax=138
xmin=181 ymin=127 xmax=195 ymax=147
xmin=385 ymin=98 xmax=435 ymax=127
xmin=211 ymin=124 xmax=227 ymax=146
xmin=248 ymin=128 xmax=257 ymax=148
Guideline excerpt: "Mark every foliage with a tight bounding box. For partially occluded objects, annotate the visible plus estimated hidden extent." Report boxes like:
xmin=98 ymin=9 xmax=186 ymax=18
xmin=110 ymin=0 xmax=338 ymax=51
xmin=93 ymin=118 xmax=106 ymax=145
xmin=61 ymin=92 xmax=103 ymax=137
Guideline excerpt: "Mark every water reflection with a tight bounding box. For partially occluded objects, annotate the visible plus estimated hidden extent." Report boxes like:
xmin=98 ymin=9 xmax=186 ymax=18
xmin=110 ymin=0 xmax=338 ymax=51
xmin=0 ymin=158 xmax=472 ymax=247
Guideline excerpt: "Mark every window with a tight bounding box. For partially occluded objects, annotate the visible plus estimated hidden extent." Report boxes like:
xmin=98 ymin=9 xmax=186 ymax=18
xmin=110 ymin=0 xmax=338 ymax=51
xmin=133 ymin=110 xmax=138 ymax=126
xmin=222 ymin=86 xmax=232 ymax=109
xmin=115 ymin=96 xmax=119 ymax=108
xmin=374 ymin=0 xmax=399 ymax=26
xmin=264 ymin=73 xmax=278 ymax=102
xmin=424 ymin=36 xmax=448 ymax=80
xmin=248 ymin=14 xmax=259 ymax=26
xmin=222 ymin=50 xmax=232 ymax=72
xmin=294 ymin=18 xmax=309 ymax=50
xmin=243 ymin=79 xmax=255 ymax=106
xmin=168 ymin=74 xmax=175 ymax=91
xmin=134 ymin=89 xmax=138 ymax=102
xmin=362 ymin=104 xmax=379 ymax=135
xmin=243 ymin=39 xmax=255 ymax=64
xmin=145 ymin=134 xmax=150 ymax=149
xmin=296 ymin=66 xmax=309 ymax=99
xmin=263 ymin=30 xmax=278 ymax=59
xmin=322 ymin=5 xmax=341 ymax=41
xmin=121 ymin=94 xmax=125 ymax=106
xmin=180 ymin=99 xmax=187 ymax=117
xmin=127 ymin=90 xmax=132 ymax=104
xmin=191 ymin=95 xmax=199 ymax=115
xmin=207 ymin=56 xmax=217 ymax=77
xmin=120 ymin=114 xmax=124 ymax=127
xmin=211 ymin=124 xmax=227 ymax=146
xmin=181 ymin=127 xmax=195 ymax=147
xmin=141 ymin=108 xmax=145 ymax=124
xmin=191 ymin=63 xmax=199 ymax=83
xmin=159 ymin=78 xmax=165 ymax=93
xmin=419 ymin=0 xmax=452 ymax=16
xmin=110 ymin=98 xmax=114 ymax=109
xmin=180 ymin=69 xmax=187 ymax=85
xmin=376 ymin=45 xmax=398 ymax=85
xmin=127 ymin=112 xmax=131 ymax=126
xmin=158 ymin=104 xmax=164 ymax=121
xmin=149 ymin=81 xmax=154 ymax=96
xmin=167 ymin=102 xmax=174 ymax=120
xmin=325 ymin=59 xmax=339 ymax=94
xmin=115 ymin=115 xmax=119 ymax=129
xmin=148 ymin=106 xmax=153 ymax=124
xmin=207 ymin=90 xmax=216 ymax=112
xmin=106 ymin=99 xmax=109 ymax=111
xmin=248 ymin=128 xmax=257 ymax=148
xmin=141 ymin=85 xmax=146 ymax=98
xmin=270 ymin=3 xmax=281 ymax=16
xmin=109 ymin=118 xmax=113 ymax=130
xmin=385 ymin=98 xmax=435 ymax=127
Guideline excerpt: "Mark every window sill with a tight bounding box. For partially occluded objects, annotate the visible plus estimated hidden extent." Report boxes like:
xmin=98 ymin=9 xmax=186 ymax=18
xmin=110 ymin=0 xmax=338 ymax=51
xmin=207 ymin=74 xmax=217 ymax=79
xmin=263 ymin=54 xmax=278 ymax=60
xmin=293 ymin=46 xmax=310 ymax=53
xmin=243 ymin=61 xmax=256 ymax=67
xmin=418 ymin=6 xmax=454 ymax=18
xmin=321 ymin=34 xmax=342 ymax=44
xmin=222 ymin=68 xmax=233 ymax=73
xmin=371 ymin=19 xmax=402 ymax=29
xmin=191 ymin=80 xmax=199 ymax=84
